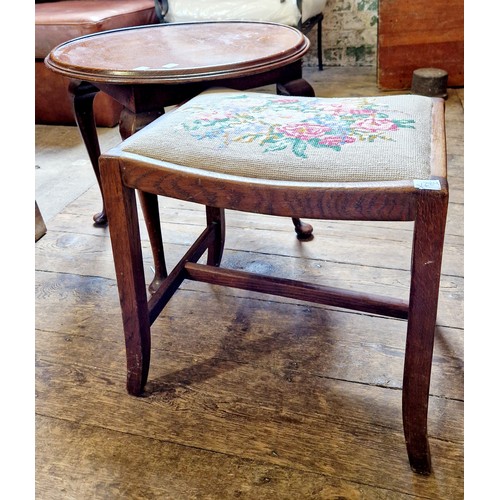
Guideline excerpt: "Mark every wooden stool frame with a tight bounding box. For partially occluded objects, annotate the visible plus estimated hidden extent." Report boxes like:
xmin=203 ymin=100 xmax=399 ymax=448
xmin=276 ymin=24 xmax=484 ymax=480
xmin=99 ymin=98 xmax=448 ymax=475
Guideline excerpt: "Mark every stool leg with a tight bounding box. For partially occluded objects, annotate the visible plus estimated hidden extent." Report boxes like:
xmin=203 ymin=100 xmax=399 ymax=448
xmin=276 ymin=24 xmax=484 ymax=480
xmin=206 ymin=207 xmax=225 ymax=266
xmin=100 ymin=156 xmax=151 ymax=396
xmin=403 ymin=191 xmax=448 ymax=474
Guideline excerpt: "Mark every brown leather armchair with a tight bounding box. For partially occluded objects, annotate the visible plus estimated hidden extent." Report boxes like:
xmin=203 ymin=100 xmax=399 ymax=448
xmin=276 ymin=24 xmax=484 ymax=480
xmin=35 ymin=0 xmax=158 ymax=126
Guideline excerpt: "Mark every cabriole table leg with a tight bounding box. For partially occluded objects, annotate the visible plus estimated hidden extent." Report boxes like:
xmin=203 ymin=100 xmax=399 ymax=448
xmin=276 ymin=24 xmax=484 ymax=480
xmin=278 ymin=79 xmax=316 ymax=239
xmin=120 ymin=107 xmax=168 ymax=293
xmin=69 ymin=80 xmax=107 ymax=226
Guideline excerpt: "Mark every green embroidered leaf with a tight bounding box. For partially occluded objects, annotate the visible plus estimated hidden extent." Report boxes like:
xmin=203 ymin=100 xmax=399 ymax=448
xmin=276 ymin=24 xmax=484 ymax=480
xmin=263 ymin=139 xmax=288 ymax=152
xmin=292 ymin=139 xmax=308 ymax=158
xmin=316 ymin=141 xmax=342 ymax=151
xmin=393 ymin=119 xmax=416 ymax=129
xmin=264 ymin=144 xmax=288 ymax=153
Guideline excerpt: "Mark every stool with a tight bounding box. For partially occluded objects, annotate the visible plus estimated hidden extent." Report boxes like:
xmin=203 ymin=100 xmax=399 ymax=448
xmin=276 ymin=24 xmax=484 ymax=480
xmin=99 ymin=89 xmax=448 ymax=475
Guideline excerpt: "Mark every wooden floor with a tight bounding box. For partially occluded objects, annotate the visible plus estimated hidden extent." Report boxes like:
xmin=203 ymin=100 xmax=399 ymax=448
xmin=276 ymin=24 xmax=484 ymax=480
xmin=35 ymin=67 xmax=464 ymax=499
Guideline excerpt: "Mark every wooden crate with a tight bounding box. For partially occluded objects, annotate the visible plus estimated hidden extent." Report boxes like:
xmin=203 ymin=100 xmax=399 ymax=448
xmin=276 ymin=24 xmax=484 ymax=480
xmin=377 ymin=0 xmax=464 ymax=90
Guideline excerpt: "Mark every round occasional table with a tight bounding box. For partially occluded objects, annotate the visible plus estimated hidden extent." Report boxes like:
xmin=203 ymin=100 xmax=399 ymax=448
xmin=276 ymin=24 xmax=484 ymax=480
xmin=46 ymin=21 xmax=314 ymax=288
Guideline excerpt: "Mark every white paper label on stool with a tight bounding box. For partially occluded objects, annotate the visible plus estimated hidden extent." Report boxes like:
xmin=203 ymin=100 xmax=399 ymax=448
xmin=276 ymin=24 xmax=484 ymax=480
xmin=413 ymin=179 xmax=442 ymax=190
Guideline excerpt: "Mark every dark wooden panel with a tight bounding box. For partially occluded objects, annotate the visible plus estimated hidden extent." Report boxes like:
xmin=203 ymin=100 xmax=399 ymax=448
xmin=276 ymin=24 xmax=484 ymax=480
xmin=378 ymin=0 xmax=464 ymax=89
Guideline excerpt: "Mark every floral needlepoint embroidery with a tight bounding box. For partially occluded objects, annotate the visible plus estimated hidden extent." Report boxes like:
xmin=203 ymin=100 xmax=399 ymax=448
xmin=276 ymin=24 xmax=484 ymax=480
xmin=177 ymin=93 xmax=417 ymax=159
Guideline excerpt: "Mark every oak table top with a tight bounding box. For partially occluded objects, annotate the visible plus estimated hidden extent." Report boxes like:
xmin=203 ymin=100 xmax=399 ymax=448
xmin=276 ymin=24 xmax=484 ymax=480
xmin=45 ymin=21 xmax=310 ymax=85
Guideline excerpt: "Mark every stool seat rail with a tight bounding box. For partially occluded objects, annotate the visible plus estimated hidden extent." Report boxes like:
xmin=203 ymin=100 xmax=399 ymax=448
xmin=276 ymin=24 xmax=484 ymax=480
xmin=118 ymin=153 xmax=447 ymax=221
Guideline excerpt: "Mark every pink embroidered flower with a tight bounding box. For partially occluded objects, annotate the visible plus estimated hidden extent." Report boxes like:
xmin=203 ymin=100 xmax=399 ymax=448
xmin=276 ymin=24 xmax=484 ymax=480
xmin=276 ymin=123 xmax=330 ymax=140
xmin=319 ymin=135 xmax=356 ymax=146
xmin=353 ymin=118 xmax=398 ymax=132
